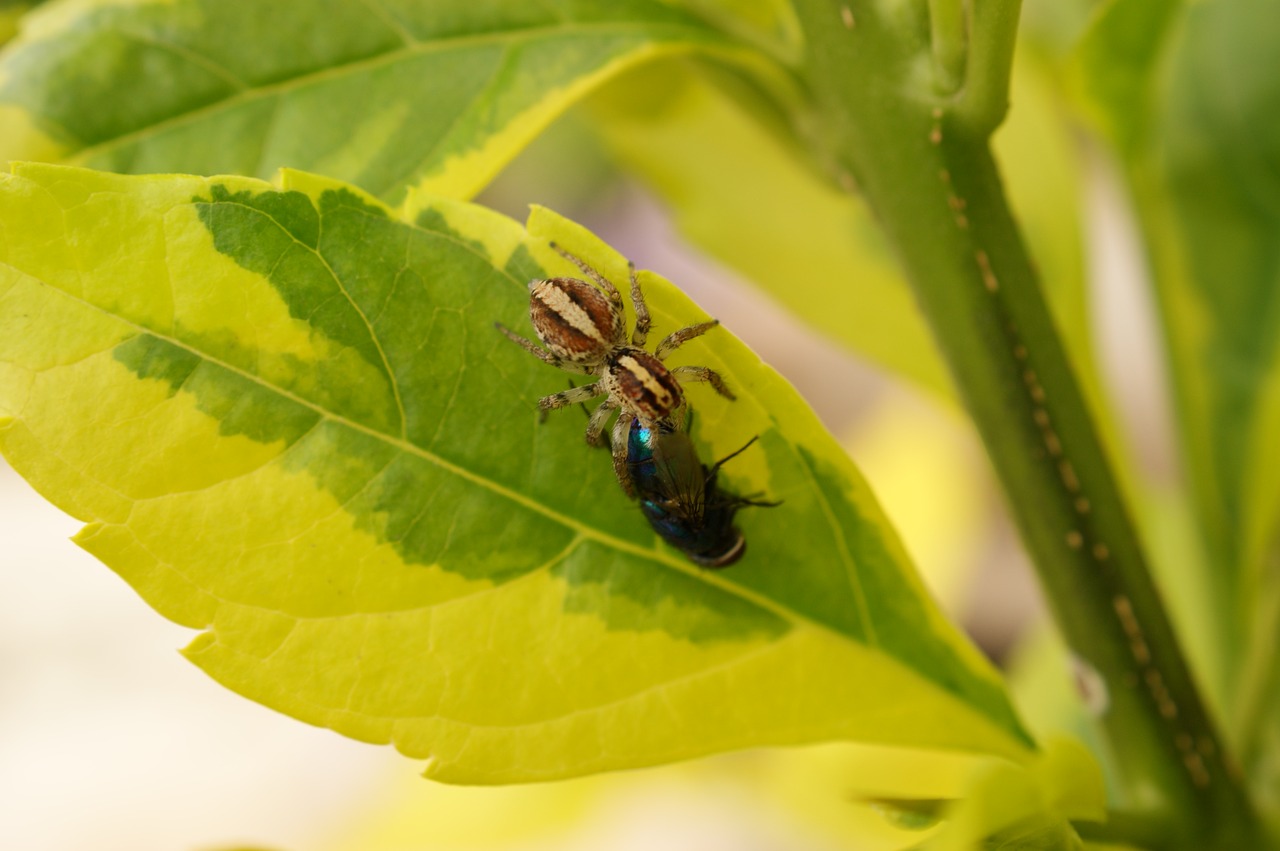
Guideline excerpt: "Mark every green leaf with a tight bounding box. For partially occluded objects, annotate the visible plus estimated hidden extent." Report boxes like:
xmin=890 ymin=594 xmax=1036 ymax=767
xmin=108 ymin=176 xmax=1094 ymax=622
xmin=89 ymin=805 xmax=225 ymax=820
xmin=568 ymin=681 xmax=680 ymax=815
xmin=1072 ymin=0 xmax=1182 ymax=157
xmin=1076 ymin=0 xmax=1280 ymax=735
xmin=663 ymin=0 xmax=802 ymax=65
xmin=0 ymin=162 xmax=1031 ymax=783
xmin=0 ymin=0 xmax=755 ymax=203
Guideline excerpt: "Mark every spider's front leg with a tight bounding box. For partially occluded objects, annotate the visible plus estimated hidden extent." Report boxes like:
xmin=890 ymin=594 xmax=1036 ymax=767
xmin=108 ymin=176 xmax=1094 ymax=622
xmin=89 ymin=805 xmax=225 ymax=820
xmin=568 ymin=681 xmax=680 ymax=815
xmin=628 ymin=262 xmax=651 ymax=348
xmin=537 ymin=381 xmax=603 ymax=422
xmin=671 ymin=364 xmax=735 ymax=401
xmin=654 ymin=319 xmax=719 ymax=359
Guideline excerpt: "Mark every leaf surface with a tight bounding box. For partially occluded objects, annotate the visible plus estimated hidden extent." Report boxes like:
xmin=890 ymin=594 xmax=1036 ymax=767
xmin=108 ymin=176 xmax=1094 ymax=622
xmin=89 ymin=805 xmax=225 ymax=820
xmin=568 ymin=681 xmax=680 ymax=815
xmin=0 ymin=0 xmax=753 ymax=202
xmin=0 ymin=163 xmax=1031 ymax=782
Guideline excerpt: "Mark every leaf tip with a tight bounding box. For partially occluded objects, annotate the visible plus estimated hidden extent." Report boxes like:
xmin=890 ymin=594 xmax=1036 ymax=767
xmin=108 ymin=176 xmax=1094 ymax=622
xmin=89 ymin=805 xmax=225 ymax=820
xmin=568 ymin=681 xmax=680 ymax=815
xmin=179 ymin=630 xmax=217 ymax=661
xmin=70 ymin=521 xmax=106 ymax=548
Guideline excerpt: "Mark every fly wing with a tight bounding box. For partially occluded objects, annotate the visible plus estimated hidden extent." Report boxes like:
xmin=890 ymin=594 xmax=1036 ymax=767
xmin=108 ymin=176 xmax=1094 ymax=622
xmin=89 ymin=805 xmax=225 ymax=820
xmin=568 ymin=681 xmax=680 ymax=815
xmin=650 ymin=429 xmax=707 ymax=521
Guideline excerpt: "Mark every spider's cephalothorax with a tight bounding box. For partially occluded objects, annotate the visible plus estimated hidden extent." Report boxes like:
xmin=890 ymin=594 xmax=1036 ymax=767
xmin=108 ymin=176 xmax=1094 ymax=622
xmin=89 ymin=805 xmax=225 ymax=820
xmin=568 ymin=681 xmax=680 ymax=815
xmin=496 ymin=243 xmax=734 ymax=494
xmin=626 ymin=414 xmax=779 ymax=568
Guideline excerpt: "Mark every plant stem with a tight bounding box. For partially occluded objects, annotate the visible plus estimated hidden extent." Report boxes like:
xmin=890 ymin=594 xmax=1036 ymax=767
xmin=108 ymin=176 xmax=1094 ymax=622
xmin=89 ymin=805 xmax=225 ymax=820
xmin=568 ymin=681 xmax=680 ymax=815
xmin=1073 ymin=811 xmax=1176 ymax=849
xmin=927 ymin=0 xmax=966 ymax=94
xmin=789 ymin=0 xmax=1260 ymax=843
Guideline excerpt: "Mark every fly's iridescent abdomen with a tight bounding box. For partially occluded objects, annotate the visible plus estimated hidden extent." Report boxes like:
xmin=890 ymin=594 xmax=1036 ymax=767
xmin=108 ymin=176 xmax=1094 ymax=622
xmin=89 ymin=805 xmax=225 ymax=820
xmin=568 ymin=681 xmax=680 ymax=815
xmin=626 ymin=417 xmax=777 ymax=568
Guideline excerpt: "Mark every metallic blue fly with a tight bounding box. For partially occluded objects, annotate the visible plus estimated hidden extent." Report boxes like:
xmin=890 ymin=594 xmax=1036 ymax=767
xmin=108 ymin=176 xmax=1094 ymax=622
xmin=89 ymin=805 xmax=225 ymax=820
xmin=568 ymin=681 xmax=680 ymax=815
xmin=626 ymin=415 xmax=778 ymax=568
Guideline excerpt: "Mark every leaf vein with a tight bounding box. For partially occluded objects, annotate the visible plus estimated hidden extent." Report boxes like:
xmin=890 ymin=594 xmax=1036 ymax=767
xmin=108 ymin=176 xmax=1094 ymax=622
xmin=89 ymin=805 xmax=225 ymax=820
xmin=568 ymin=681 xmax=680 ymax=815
xmin=115 ymin=29 xmax=250 ymax=92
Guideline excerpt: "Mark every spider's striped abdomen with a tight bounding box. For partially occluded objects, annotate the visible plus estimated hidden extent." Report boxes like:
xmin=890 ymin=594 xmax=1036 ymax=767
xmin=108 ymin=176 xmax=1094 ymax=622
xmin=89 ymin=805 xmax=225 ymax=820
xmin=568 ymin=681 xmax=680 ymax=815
xmin=528 ymin=277 xmax=623 ymax=364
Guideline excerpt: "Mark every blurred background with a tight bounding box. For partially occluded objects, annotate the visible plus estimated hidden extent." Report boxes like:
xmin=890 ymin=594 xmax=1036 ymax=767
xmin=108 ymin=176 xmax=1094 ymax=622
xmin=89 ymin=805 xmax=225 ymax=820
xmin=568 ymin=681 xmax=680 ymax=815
xmin=0 ymin=15 xmax=1179 ymax=850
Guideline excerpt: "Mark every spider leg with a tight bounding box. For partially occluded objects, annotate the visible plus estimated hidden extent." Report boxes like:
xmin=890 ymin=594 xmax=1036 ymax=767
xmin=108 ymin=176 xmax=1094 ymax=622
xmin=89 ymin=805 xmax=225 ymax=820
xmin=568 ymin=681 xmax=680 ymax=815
xmin=496 ymin=322 xmax=565 ymax=368
xmin=549 ymin=241 xmax=624 ymax=312
xmin=585 ymin=398 xmax=618 ymax=447
xmin=671 ymin=364 xmax=735 ymax=401
xmin=611 ymin=412 xmax=637 ymax=498
xmin=654 ymin=319 xmax=719 ymax=359
xmin=629 ymin=261 xmax=651 ymax=348
xmin=537 ymin=382 xmax=602 ymax=422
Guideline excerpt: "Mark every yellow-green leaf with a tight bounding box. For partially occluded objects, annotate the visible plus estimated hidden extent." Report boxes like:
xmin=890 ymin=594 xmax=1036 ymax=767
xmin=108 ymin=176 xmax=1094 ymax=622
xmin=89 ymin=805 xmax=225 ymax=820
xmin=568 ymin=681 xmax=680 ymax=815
xmin=0 ymin=0 xmax=753 ymax=203
xmin=0 ymin=162 xmax=1031 ymax=783
xmin=927 ymin=738 xmax=1106 ymax=851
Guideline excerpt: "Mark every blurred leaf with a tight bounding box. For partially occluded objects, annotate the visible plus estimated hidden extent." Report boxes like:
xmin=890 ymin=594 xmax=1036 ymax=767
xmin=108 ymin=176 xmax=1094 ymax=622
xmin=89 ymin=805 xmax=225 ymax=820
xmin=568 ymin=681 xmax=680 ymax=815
xmin=664 ymin=0 xmax=802 ymax=64
xmin=0 ymin=162 xmax=1032 ymax=783
xmin=0 ymin=1 xmax=38 ymax=45
xmin=324 ymin=745 xmax=988 ymax=851
xmin=1005 ymin=626 xmax=1122 ymax=804
xmin=1075 ymin=0 xmax=1280 ymax=749
xmin=590 ymin=61 xmax=954 ymax=397
xmin=927 ymin=738 xmax=1106 ymax=851
xmin=754 ymin=744 xmax=981 ymax=848
xmin=0 ymin=0 xmax=761 ymax=203
xmin=474 ymin=110 xmax=623 ymax=221
xmin=1019 ymin=0 xmax=1101 ymax=59
xmin=1073 ymin=0 xmax=1181 ymax=156
xmin=589 ymin=52 xmax=1094 ymax=406
xmin=325 ymin=767 xmax=610 ymax=850
xmin=843 ymin=391 xmax=989 ymax=609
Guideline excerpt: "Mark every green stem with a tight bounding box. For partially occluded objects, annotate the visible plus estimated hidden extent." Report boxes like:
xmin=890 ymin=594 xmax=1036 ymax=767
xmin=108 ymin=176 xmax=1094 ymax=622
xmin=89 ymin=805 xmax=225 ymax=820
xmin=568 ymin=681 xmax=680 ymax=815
xmin=788 ymin=0 xmax=1260 ymax=843
xmin=954 ymin=0 xmax=1020 ymax=132
xmin=1073 ymin=811 xmax=1175 ymax=850
xmin=928 ymin=0 xmax=966 ymax=94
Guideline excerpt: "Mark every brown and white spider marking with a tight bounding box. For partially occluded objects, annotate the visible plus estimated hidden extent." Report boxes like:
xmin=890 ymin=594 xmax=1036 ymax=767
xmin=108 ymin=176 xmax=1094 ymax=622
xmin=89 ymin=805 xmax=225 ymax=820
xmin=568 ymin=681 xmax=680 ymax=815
xmin=495 ymin=243 xmax=733 ymax=495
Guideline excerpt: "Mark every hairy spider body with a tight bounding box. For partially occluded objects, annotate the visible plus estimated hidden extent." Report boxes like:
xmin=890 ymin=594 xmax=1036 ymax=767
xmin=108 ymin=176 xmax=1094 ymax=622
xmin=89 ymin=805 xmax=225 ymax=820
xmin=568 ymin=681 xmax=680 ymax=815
xmin=601 ymin=349 xmax=682 ymax=421
xmin=627 ymin=415 xmax=778 ymax=568
xmin=527 ymin=277 xmax=622 ymax=368
xmin=496 ymin=244 xmax=733 ymax=494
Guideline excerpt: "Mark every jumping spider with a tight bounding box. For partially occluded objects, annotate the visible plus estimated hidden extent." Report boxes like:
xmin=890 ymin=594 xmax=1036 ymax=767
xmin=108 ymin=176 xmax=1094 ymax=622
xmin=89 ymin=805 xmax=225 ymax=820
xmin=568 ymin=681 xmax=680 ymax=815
xmin=495 ymin=243 xmax=733 ymax=495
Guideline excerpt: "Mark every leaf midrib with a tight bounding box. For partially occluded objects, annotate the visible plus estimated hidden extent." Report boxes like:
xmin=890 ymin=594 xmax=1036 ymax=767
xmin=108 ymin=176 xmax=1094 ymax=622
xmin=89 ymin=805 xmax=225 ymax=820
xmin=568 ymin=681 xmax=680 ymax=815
xmin=64 ymin=20 xmax=718 ymax=160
